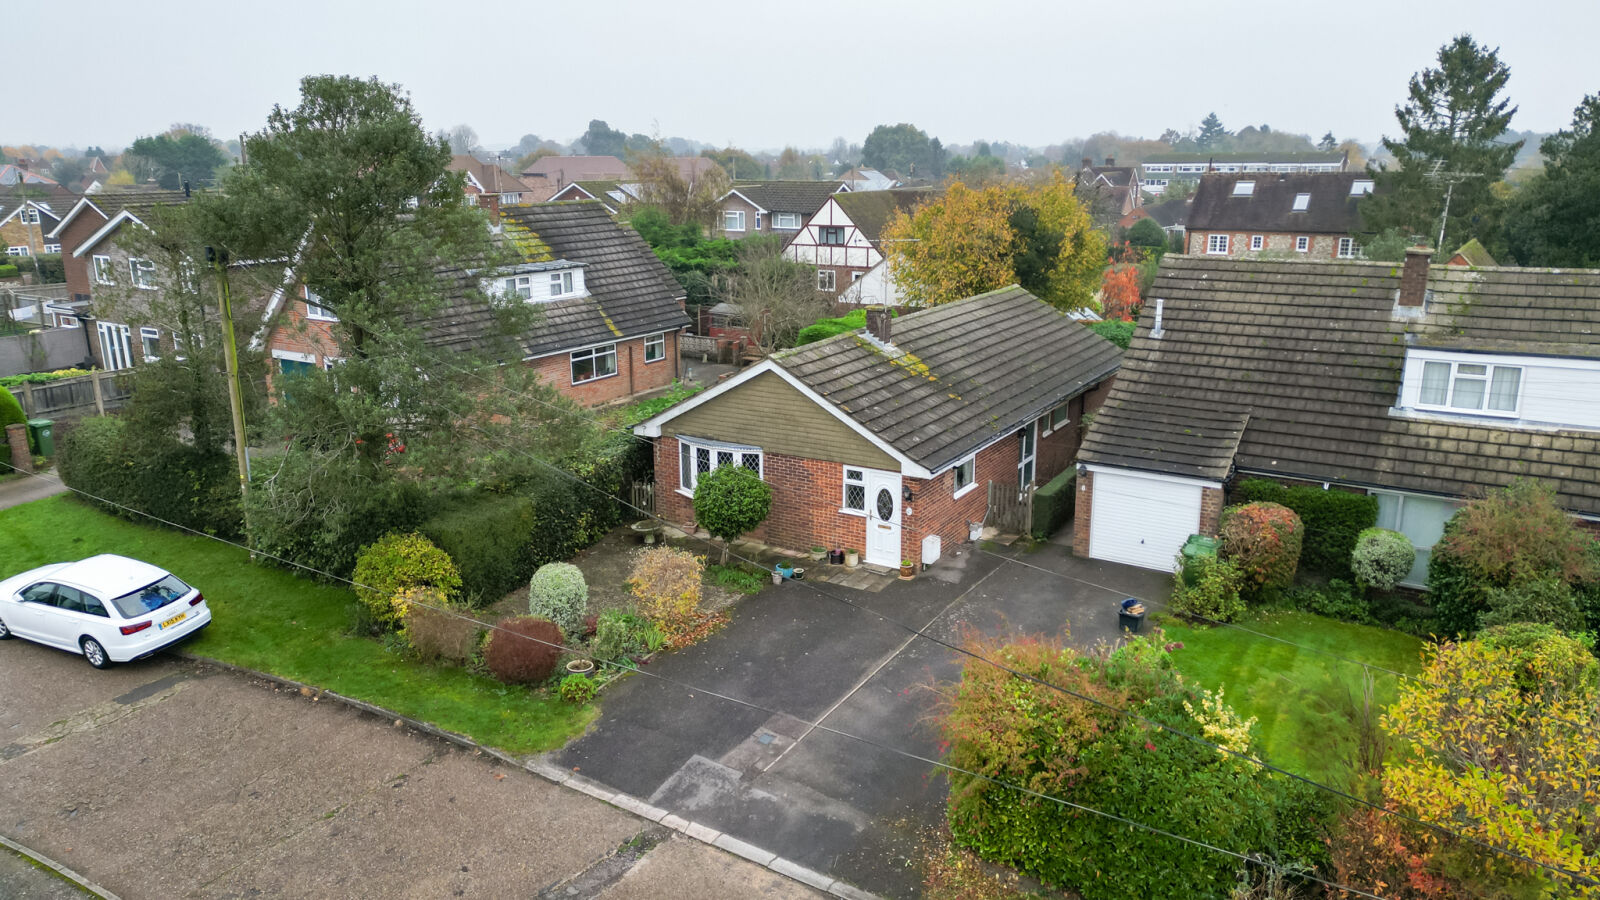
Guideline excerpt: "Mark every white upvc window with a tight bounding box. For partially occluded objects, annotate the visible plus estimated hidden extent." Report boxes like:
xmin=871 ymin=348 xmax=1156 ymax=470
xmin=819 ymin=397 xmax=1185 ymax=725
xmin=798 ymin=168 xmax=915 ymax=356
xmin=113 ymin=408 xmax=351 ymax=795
xmin=774 ymin=212 xmax=801 ymax=229
xmin=1351 ymin=179 xmax=1374 ymax=196
xmin=58 ymin=314 xmax=80 ymax=328
xmin=842 ymin=466 xmax=867 ymax=514
xmin=304 ymin=287 xmax=338 ymax=321
xmin=1338 ymin=237 xmax=1360 ymax=258
xmin=723 ymin=210 xmax=746 ymax=232
xmin=1292 ymin=193 xmax=1311 ymax=211
xmin=503 ymin=274 xmax=533 ymax=299
xmin=952 ymin=455 xmax=977 ymax=499
xmin=1372 ymin=490 xmax=1462 ymax=588
xmin=43 ymin=243 xmax=59 ymax=253
xmin=499 ymin=192 xmax=520 ymax=204
xmin=140 ymin=326 xmax=161 ymax=361
xmin=1041 ymin=401 xmax=1071 ymax=434
xmin=818 ymin=226 xmax=846 ymax=246
xmin=1206 ymin=234 xmax=1229 ymax=255
xmin=1295 ymin=236 xmax=1310 ymax=252
xmin=817 ymin=269 xmax=836 ymax=291
xmin=570 ymin=343 xmax=617 ymax=384
xmin=129 ymin=257 xmax=156 ymax=289
xmin=1250 ymin=235 xmax=1264 ymax=251
xmin=644 ymin=332 xmax=665 ymax=363
xmin=550 ymin=270 xmax=575 ymax=298
xmin=679 ymin=438 xmax=763 ymax=495
xmin=93 ymin=255 xmax=114 ymax=283
xmin=19 ymin=209 xmax=39 ymax=224
xmin=1418 ymin=360 xmax=1522 ymax=414
xmin=7 ymin=245 xmax=29 ymax=256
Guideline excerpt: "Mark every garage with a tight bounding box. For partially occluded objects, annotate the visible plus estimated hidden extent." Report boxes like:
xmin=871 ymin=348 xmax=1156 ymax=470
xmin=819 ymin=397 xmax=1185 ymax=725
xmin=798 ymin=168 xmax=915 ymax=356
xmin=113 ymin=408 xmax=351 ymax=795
xmin=1087 ymin=467 xmax=1205 ymax=571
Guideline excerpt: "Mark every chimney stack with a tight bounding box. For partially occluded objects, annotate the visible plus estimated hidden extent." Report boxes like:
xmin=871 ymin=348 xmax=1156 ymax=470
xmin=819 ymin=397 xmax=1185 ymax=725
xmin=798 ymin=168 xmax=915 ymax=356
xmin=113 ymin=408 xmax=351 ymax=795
xmin=478 ymin=191 xmax=501 ymax=221
xmin=1081 ymin=157 xmax=1093 ymax=170
xmin=1398 ymin=246 xmax=1432 ymax=308
xmin=1104 ymin=156 xmax=1115 ymax=166
xmin=865 ymin=308 xmax=892 ymax=343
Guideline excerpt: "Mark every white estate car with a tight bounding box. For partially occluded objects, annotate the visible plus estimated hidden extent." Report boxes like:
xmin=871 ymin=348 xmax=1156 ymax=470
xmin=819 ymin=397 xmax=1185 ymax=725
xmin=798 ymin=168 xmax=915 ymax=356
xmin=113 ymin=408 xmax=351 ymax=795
xmin=0 ymin=554 xmax=212 ymax=669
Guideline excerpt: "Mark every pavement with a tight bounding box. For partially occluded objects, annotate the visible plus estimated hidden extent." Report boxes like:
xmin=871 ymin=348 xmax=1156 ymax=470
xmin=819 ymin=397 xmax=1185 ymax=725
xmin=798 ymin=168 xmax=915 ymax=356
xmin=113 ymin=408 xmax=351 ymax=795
xmin=0 ymin=640 xmax=823 ymax=900
xmin=552 ymin=539 xmax=1173 ymax=898
xmin=0 ymin=843 xmax=91 ymax=899
xmin=0 ymin=470 xmax=66 ymax=511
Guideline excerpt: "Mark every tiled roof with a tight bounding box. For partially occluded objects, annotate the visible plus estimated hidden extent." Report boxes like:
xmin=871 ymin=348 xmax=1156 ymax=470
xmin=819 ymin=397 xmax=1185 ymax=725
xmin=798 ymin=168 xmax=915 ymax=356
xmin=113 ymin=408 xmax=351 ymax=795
xmin=0 ymin=164 xmax=57 ymax=186
xmin=427 ymin=201 xmax=689 ymax=359
xmin=1186 ymin=172 xmax=1373 ymax=234
xmin=0 ymin=185 xmax=76 ymax=224
xmin=731 ymin=181 xmax=846 ymax=215
xmin=520 ymin=155 xmax=629 ymax=181
xmin=1143 ymin=195 xmax=1191 ymax=228
xmin=773 ymin=286 xmax=1122 ymax=472
xmin=1449 ymin=238 xmax=1497 ymax=268
xmin=831 ymin=189 xmax=931 ymax=242
xmin=448 ymin=155 xmax=537 ymax=196
xmin=1083 ymin=166 xmax=1138 ymax=188
xmin=1079 ymin=255 xmax=1600 ymax=512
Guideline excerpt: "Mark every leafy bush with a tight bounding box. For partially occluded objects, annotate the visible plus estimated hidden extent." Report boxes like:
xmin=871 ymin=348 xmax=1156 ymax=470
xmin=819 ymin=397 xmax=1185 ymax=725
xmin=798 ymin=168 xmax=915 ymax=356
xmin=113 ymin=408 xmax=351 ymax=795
xmin=1028 ymin=470 xmax=1075 ymax=540
xmin=1351 ymin=527 xmax=1416 ymax=591
xmin=559 ymin=673 xmax=596 ymax=703
xmin=352 ymin=532 xmax=462 ymax=627
xmin=484 ymin=616 xmax=565 ymax=685
xmin=527 ymin=562 xmax=588 ymax=637
xmin=0 ymin=367 xmax=91 ymax=389
xmin=591 ymin=610 xmax=658 ymax=662
xmin=1478 ymin=578 xmax=1585 ymax=634
xmin=628 ymin=546 xmax=706 ymax=647
xmin=1286 ymin=578 xmax=1372 ymax=624
xmin=796 ymin=308 xmax=896 ymax=346
xmin=0 ymin=385 xmax=23 ymax=472
xmin=693 ymin=465 xmax=772 ymax=563
xmin=1231 ymin=479 xmax=1377 ymax=577
xmin=1086 ymin=318 xmax=1134 ymax=350
xmin=399 ymin=588 xmax=483 ymax=664
xmin=57 ymin=415 xmax=243 ymax=538
xmin=1171 ymin=555 xmax=1247 ymax=622
xmin=0 ymin=264 xmax=18 ymax=279
xmin=707 ymin=563 xmax=766 ymax=595
xmin=30 ymin=253 xmax=65 ymax=283
xmin=421 ymin=494 xmax=536 ymax=605
xmin=1218 ymin=502 xmax=1304 ymax=596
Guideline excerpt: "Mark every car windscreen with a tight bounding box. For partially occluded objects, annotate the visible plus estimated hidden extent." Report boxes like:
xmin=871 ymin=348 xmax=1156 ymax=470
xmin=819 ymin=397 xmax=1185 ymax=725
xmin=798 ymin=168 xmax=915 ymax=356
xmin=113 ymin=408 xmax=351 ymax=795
xmin=108 ymin=574 xmax=192 ymax=618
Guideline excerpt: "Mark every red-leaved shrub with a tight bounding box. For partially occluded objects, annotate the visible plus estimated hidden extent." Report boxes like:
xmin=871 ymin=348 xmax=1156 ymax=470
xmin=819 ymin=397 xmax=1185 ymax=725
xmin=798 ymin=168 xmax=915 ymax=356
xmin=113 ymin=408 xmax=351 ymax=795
xmin=484 ymin=616 xmax=565 ymax=684
xmin=1218 ymin=501 xmax=1304 ymax=595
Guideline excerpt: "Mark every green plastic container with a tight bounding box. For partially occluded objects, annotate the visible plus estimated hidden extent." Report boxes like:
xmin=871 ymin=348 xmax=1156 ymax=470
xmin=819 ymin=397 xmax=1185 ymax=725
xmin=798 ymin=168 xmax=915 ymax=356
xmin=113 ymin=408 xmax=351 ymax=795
xmin=1179 ymin=534 xmax=1219 ymax=585
xmin=25 ymin=419 xmax=53 ymax=457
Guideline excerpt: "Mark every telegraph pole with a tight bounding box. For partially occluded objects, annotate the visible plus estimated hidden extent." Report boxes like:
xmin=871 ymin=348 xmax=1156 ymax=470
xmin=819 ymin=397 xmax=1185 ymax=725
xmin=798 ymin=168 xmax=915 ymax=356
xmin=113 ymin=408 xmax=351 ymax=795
xmin=206 ymin=246 xmax=250 ymax=494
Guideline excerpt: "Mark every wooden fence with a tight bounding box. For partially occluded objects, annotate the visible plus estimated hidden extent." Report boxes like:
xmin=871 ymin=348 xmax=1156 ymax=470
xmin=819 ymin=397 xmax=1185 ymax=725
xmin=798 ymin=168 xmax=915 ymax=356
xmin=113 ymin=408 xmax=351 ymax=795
xmin=628 ymin=480 xmax=656 ymax=515
xmin=13 ymin=370 xmax=133 ymax=419
xmin=986 ymin=480 xmax=1034 ymax=536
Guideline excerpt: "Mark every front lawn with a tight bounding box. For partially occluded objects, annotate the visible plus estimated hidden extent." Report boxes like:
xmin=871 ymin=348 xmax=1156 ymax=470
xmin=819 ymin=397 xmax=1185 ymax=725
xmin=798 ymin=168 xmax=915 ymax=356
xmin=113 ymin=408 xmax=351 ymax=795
xmin=1158 ymin=611 xmax=1424 ymax=786
xmin=0 ymin=495 xmax=594 ymax=754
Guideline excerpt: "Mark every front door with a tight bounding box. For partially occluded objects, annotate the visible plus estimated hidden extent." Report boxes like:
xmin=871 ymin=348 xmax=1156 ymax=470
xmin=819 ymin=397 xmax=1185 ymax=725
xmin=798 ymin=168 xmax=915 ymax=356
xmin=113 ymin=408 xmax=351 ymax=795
xmin=863 ymin=469 xmax=902 ymax=568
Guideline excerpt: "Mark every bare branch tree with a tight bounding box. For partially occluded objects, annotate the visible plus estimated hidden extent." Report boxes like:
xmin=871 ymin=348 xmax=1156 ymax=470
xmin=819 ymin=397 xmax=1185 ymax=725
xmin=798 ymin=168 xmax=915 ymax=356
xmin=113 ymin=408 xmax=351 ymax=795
xmin=717 ymin=240 xmax=831 ymax=356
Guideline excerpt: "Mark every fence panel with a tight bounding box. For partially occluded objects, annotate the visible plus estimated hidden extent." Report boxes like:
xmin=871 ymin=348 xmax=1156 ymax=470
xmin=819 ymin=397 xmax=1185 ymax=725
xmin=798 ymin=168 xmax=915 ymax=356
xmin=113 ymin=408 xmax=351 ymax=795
xmin=985 ymin=480 xmax=1034 ymax=535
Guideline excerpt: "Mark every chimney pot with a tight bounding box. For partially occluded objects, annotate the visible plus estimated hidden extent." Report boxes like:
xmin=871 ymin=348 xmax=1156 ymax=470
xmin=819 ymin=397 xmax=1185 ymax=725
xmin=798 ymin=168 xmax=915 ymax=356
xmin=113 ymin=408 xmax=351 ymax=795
xmin=1104 ymin=156 xmax=1115 ymax=166
xmin=865 ymin=308 xmax=892 ymax=343
xmin=1398 ymin=246 xmax=1432 ymax=308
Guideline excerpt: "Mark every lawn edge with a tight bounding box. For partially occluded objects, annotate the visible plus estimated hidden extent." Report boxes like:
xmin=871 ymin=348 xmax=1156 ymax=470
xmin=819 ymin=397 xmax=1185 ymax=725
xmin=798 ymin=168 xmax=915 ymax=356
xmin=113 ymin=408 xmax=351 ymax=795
xmin=0 ymin=832 xmax=123 ymax=900
xmin=177 ymin=652 xmax=881 ymax=900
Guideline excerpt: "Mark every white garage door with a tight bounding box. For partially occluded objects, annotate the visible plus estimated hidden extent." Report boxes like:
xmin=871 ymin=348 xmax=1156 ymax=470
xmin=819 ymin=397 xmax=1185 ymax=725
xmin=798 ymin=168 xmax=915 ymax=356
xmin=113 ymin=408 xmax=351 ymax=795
xmin=1088 ymin=469 xmax=1203 ymax=571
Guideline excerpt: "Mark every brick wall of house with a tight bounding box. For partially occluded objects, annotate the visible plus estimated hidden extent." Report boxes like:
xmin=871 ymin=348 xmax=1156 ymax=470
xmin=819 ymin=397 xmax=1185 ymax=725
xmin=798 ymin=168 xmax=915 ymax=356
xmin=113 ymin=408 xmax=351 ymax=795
xmin=1072 ymin=470 xmax=1095 ymax=557
xmin=1199 ymin=487 xmax=1224 ymax=535
xmin=527 ymin=331 xmax=680 ymax=407
xmin=815 ymin=264 xmax=861 ymax=297
xmin=716 ymin=195 xmax=766 ymax=240
xmin=58 ymin=207 xmax=109 ymax=302
xmin=1186 ymin=230 xmax=1346 ymax=259
xmin=263 ymin=292 xmax=341 ymax=395
xmin=901 ymin=435 xmax=1019 ymax=563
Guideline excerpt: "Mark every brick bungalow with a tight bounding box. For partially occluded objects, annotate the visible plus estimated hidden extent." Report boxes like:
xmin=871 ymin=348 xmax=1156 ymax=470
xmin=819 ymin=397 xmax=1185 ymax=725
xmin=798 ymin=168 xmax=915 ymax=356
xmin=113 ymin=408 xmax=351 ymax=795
xmin=1075 ymin=250 xmax=1600 ymax=579
xmin=635 ymin=287 xmax=1120 ymax=568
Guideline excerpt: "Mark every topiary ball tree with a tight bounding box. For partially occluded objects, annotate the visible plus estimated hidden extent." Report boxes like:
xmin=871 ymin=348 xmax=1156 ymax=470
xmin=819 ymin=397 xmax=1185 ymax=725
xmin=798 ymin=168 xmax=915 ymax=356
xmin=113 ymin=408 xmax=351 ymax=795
xmin=0 ymin=385 xmax=23 ymax=471
xmin=527 ymin=562 xmax=588 ymax=637
xmin=1351 ymin=527 xmax=1417 ymax=591
xmin=693 ymin=465 xmax=772 ymax=563
xmin=1218 ymin=501 xmax=1304 ymax=597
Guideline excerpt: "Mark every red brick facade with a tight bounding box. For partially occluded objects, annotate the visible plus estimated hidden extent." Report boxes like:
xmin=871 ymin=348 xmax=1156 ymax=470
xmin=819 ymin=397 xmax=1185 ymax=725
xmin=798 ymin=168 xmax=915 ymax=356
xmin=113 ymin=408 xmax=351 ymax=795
xmin=1072 ymin=470 xmax=1096 ymax=557
xmin=57 ymin=203 xmax=110 ymax=303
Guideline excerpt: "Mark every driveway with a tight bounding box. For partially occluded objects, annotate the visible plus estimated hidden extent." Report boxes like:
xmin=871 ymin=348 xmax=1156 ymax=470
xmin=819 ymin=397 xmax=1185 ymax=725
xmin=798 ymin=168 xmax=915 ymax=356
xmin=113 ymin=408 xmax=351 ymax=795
xmin=552 ymin=541 xmax=1172 ymax=898
xmin=0 ymin=640 xmax=821 ymax=900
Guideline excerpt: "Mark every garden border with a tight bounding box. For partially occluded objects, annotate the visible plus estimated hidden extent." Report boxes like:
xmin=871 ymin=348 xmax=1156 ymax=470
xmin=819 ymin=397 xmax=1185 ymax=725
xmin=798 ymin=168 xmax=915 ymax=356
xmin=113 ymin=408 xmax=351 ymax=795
xmin=178 ymin=652 xmax=880 ymax=900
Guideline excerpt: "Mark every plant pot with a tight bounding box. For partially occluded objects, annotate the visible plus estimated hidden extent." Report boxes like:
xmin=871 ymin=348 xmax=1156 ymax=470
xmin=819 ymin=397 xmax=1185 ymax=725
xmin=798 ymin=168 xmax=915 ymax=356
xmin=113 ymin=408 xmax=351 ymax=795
xmin=566 ymin=658 xmax=596 ymax=676
xmin=775 ymin=562 xmax=794 ymax=579
xmin=828 ymin=549 xmax=844 ymax=565
xmin=809 ymin=548 xmax=826 ymax=561
xmin=899 ymin=563 xmax=915 ymax=578
xmin=844 ymin=551 xmax=859 ymax=568
xmin=771 ymin=570 xmax=783 ymax=585
xmin=791 ymin=567 xmax=805 ymax=581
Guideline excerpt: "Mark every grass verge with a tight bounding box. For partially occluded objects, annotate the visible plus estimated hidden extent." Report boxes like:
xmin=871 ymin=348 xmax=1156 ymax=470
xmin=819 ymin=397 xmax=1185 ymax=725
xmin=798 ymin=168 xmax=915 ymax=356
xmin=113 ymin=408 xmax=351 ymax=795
xmin=0 ymin=494 xmax=594 ymax=754
xmin=1157 ymin=609 xmax=1424 ymax=786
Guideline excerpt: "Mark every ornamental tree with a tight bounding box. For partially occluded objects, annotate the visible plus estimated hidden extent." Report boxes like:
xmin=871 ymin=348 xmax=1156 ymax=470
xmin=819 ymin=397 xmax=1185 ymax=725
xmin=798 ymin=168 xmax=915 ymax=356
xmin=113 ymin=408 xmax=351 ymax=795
xmin=1218 ymin=502 xmax=1304 ymax=596
xmin=693 ymin=465 xmax=772 ymax=564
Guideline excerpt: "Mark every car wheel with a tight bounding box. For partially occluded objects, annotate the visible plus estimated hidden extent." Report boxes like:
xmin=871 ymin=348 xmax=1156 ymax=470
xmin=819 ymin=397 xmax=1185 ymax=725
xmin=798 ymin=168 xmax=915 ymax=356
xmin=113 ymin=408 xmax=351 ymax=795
xmin=0 ymin=617 xmax=11 ymax=639
xmin=81 ymin=637 xmax=112 ymax=669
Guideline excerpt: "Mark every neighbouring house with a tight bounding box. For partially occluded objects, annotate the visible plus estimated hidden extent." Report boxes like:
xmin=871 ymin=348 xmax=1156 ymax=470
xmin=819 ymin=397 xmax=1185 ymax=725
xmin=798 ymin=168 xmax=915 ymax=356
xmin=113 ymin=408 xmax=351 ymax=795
xmin=714 ymin=181 xmax=848 ymax=240
xmin=448 ymin=155 xmax=547 ymax=206
xmin=1139 ymin=150 xmax=1348 ymax=196
xmin=1184 ymin=172 xmax=1376 ymax=259
xmin=0 ymin=163 xmax=57 ymax=187
xmin=520 ymin=155 xmax=631 ymax=190
xmin=1447 ymin=239 xmax=1497 ymax=268
xmin=635 ymin=286 xmax=1121 ymax=567
xmin=1076 ymin=157 xmax=1142 ymax=219
xmin=259 ymin=200 xmax=691 ymax=407
xmin=783 ymin=189 xmax=928 ymax=298
xmin=548 ymin=181 xmax=641 ymax=213
xmin=1 ymin=186 xmax=76 ymax=257
xmin=1118 ymin=194 xmax=1190 ymax=241
xmin=838 ymin=167 xmax=899 ymax=192
xmin=1074 ymin=250 xmax=1600 ymax=580
xmin=836 ymin=256 xmax=905 ymax=307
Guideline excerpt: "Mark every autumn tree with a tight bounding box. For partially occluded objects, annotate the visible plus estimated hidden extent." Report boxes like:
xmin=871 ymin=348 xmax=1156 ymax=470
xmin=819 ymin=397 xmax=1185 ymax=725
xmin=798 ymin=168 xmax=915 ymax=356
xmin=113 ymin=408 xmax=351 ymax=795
xmin=629 ymin=148 xmax=731 ymax=229
xmin=884 ymin=171 xmax=1104 ymax=309
xmin=1099 ymin=265 xmax=1141 ymax=321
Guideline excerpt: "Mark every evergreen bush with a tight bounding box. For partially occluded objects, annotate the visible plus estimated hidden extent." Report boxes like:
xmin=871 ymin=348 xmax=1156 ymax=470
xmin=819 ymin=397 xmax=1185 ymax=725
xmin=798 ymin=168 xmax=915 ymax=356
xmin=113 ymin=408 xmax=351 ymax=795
xmin=1028 ymin=470 xmax=1075 ymax=540
xmin=422 ymin=494 xmax=537 ymax=605
xmin=1171 ymin=555 xmax=1247 ymax=622
xmin=351 ymin=532 xmax=462 ymax=627
xmin=0 ymin=385 xmax=24 ymax=472
xmin=693 ymin=465 xmax=771 ymax=563
xmin=527 ymin=562 xmax=588 ymax=637
xmin=1230 ymin=479 xmax=1377 ymax=577
xmin=1479 ymin=578 xmax=1585 ymax=635
xmin=1351 ymin=527 xmax=1417 ymax=591
xmin=57 ymin=415 xmax=242 ymax=538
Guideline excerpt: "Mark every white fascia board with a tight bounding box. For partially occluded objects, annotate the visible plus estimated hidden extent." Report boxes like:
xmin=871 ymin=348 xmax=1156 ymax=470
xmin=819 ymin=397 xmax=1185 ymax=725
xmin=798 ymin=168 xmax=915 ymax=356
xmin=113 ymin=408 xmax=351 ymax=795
xmin=634 ymin=358 xmax=933 ymax=478
xmin=1084 ymin=464 xmax=1221 ymax=490
xmin=45 ymin=195 xmax=106 ymax=240
xmin=72 ymin=210 xmax=143 ymax=258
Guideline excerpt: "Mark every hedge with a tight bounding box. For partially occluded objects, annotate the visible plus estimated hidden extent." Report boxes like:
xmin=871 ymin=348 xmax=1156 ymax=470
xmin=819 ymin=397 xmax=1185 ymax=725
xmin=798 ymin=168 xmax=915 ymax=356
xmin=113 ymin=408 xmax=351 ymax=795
xmin=58 ymin=415 xmax=243 ymax=539
xmin=0 ymin=264 xmax=18 ymax=279
xmin=796 ymin=309 xmax=897 ymax=346
xmin=422 ymin=494 xmax=539 ymax=606
xmin=0 ymin=385 xmax=24 ymax=473
xmin=1231 ymin=478 xmax=1377 ymax=577
xmin=1030 ymin=470 xmax=1075 ymax=539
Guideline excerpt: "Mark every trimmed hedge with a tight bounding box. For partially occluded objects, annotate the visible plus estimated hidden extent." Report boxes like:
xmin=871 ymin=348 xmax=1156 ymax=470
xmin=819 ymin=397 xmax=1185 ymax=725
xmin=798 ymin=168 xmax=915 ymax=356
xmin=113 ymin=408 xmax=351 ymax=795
xmin=58 ymin=415 xmax=242 ymax=538
xmin=1030 ymin=470 xmax=1075 ymax=540
xmin=1231 ymin=478 xmax=1377 ymax=577
xmin=0 ymin=385 xmax=23 ymax=472
xmin=422 ymin=494 xmax=538 ymax=605
xmin=0 ymin=264 xmax=18 ymax=279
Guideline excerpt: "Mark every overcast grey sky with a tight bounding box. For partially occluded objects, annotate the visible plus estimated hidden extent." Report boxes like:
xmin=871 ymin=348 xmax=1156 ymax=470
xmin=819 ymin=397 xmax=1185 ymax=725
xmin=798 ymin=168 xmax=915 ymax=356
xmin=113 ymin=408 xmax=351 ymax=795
xmin=16 ymin=0 xmax=1598 ymax=152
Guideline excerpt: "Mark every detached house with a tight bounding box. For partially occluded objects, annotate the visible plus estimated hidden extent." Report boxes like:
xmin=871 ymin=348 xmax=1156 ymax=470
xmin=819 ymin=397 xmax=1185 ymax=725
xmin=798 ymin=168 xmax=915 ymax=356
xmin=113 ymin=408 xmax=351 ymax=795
xmin=1185 ymin=172 xmax=1376 ymax=259
xmin=448 ymin=155 xmax=545 ymax=206
xmin=2 ymin=186 xmax=75 ymax=257
xmin=636 ymin=287 xmax=1120 ymax=568
xmin=1076 ymin=157 xmax=1142 ymax=218
xmin=784 ymin=189 xmax=928 ymax=297
xmin=714 ymin=181 xmax=848 ymax=240
xmin=1075 ymin=251 xmax=1600 ymax=581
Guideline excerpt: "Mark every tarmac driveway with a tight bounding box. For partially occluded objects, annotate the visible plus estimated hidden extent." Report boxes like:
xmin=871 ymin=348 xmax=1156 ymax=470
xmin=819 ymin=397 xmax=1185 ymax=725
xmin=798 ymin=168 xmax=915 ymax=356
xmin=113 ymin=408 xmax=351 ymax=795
xmin=553 ymin=542 xmax=1173 ymax=898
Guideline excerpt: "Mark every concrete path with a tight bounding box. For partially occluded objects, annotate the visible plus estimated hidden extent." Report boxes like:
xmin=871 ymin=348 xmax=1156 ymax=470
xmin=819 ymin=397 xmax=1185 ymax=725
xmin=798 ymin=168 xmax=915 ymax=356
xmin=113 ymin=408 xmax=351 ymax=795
xmin=553 ymin=541 xmax=1172 ymax=898
xmin=0 ymin=640 xmax=821 ymax=900
xmin=0 ymin=471 xmax=66 ymax=511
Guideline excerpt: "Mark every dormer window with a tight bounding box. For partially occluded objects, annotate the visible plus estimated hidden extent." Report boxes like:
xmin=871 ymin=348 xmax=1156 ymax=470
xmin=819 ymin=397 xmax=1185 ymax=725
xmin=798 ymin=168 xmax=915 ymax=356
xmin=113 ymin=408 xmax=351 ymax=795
xmin=550 ymin=270 xmax=574 ymax=298
xmin=1232 ymin=181 xmax=1255 ymax=197
xmin=1351 ymin=179 xmax=1374 ymax=196
xmin=1420 ymin=360 xmax=1521 ymax=414
xmin=1292 ymin=193 xmax=1311 ymax=212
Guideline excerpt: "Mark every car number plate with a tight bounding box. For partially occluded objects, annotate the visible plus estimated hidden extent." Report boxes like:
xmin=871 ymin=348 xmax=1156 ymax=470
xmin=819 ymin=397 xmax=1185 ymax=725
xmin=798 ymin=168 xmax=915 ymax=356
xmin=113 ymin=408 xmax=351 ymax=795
xmin=160 ymin=611 xmax=187 ymax=629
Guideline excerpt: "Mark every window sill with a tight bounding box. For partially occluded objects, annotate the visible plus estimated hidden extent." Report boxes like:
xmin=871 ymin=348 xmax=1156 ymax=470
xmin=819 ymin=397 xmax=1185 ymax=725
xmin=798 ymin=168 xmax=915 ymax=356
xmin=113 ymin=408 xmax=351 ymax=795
xmin=676 ymin=487 xmax=694 ymax=499
xmin=1412 ymin=404 xmax=1519 ymax=420
xmin=571 ymin=370 xmax=619 ymax=386
xmin=306 ymin=315 xmax=339 ymax=323
xmin=644 ymin=355 xmax=665 ymax=364
xmin=953 ymin=482 xmax=980 ymax=501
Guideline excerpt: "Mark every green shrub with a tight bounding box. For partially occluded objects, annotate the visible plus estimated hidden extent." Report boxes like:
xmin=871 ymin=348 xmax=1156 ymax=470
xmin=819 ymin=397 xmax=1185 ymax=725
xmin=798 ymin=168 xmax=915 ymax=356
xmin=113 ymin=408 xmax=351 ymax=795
xmin=1086 ymin=319 xmax=1135 ymax=350
xmin=57 ymin=415 xmax=243 ymax=538
xmin=0 ymin=384 xmax=23 ymax=472
xmin=30 ymin=253 xmax=65 ymax=283
xmin=1029 ymin=470 xmax=1075 ymax=540
xmin=559 ymin=673 xmax=596 ymax=703
xmin=796 ymin=309 xmax=888 ymax=346
xmin=399 ymin=588 xmax=483 ymax=664
xmin=1286 ymin=578 xmax=1372 ymax=624
xmin=422 ymin=494 xmax=537 ymax=605
xmin=1230 ymin=479 xmax=1377 ymax=577
xmin=707 ymin=563 xmax=766 ymax=595
xmin=1479 ymin=578 xmax=1585 ymax=634
xmin=484 ymin=616 xmax=565 ymax=684
xmin=1351 ymin=527 xmax=1416 ymax=591
xmin=1171 ymin=555 xmax=1247 ymax=622
xmin=592 ymin=610 xmax=656 ymax=662
xmin=0 ymin=264 xmax=18 ymax=279
xmin=0 ymin=368 xmax=92 ymax=389
xmin=1218 ymin=502 xmax=1303 ymax=596
xmin=352 ymin=532 xmax=462 ymax=627
xmin=693 ymin=465 xmax=772 ymax=563
xmin=527 ymin=562 xmax=588 ymax=636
